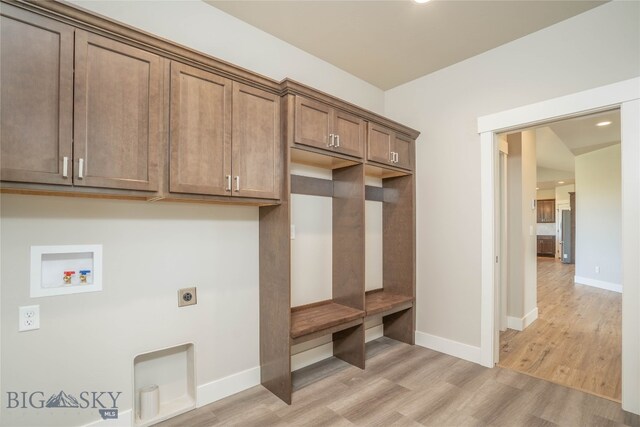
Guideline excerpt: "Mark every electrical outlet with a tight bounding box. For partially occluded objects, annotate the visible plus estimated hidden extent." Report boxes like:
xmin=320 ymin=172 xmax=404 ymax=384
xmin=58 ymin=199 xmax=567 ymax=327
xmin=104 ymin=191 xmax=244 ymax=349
xmin=178 ymin=287 xmax=197 ymax=307
xmin=19 ymin=305 xmax=40 ymax=332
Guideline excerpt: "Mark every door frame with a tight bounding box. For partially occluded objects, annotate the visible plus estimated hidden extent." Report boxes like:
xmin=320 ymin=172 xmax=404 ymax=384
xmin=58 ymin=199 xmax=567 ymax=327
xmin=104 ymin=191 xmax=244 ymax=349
xmin=477 ymin=77 xmax=640 ymax=414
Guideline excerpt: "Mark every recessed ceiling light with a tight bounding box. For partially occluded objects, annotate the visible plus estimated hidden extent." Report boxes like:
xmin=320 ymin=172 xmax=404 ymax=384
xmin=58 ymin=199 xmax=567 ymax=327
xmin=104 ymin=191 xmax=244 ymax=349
xmin=414 ymin=0 xmax=431 ymax=3
xmin=558 ymin=181 xmax=565 ymax=184
xmin=596 ymin=121 xmax=612 ymax=127
xmin=536 ymin=187 xmax=539 ymax=190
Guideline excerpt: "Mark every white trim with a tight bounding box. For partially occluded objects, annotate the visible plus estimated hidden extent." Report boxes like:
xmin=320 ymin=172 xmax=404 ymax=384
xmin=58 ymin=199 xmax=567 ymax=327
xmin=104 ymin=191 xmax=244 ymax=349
xmin=478 ymin=77 xmax=640 ymax=414
xmin=507 ymin=316 xmax=522 ymax=331
xmin=82 ymin=410 xmax=132 ymax=427
xmin=478 ymin=78 xmax=640 ymax=133
xmin=621 ymin=98 xmax=640 ymax=415
xmin=415 ymin=331 xmax=482 ymax=364
xmin=523 ymin=307 xmax=539 ymax=329
xmin=574 ymin=276 xmax=622 ymax=293
xmin=365 ymin=324 xmax=384 ymax=342
xmin=480 ymin=131 xmax=496 ymax=368
xmin=507 ymin=307 xmax=539 ymax=331
xmin=291 ymin=343 xmax=333 ymax=371
xmin=196 ymin=366 xmax=260 ymax=408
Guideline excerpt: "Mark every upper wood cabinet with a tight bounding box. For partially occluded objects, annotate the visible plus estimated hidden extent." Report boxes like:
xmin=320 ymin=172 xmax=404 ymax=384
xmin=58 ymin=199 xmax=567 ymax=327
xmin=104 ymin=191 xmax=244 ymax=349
xmin=74 ymin=31 xmax=162 ymax=192
xmin=1 ymin=11 xmax=161 ymax=193
xmin=170 ymin=62 xmax=232 ymax=196
xmin=294 ymin=96 xmax=364 ymax=158
xmin=537 ymin=199 xmax=555 ymax=223
xmin=169 ymin=62 xmax=280 ymax=200
xmin=231 ymin=83 xmax=280 ymax=200
xmin=0 ymin=5 xmax=74 ymax=185
xmin=367 ymin=123 xmax=414 ymax=171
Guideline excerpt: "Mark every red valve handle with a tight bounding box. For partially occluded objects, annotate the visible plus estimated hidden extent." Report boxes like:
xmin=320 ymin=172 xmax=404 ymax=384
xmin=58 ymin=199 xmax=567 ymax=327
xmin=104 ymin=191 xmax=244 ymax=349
xmin=63 ymin=271 xmax=75 ymax=276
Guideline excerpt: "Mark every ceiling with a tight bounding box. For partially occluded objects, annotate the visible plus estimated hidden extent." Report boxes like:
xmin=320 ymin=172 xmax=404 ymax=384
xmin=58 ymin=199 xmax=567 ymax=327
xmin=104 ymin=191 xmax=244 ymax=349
xmin=534 ymin=110 xmax=620 ymax=190
xmin=206 ymin=0 xmax=606 ymax=90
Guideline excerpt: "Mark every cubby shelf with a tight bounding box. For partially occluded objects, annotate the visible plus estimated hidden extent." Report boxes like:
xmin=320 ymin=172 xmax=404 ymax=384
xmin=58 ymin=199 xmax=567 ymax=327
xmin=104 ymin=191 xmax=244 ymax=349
xmin=258 ymin=84 xmax=419 ymax=405
xmin=365 ymin=289 xmax=413 ymax=317
xmin=291 ymin=301 xmax=365 ymax=343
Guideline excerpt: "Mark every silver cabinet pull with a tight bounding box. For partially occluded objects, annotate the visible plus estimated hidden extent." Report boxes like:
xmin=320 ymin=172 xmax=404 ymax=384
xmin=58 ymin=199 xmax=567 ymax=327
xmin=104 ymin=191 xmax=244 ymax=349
xmin=394 ymin=152 xmax=399 ymax=163
xmin=335 ymin=134 xmax=340 ymax=148
xmin=328 ymin=133 xmax=335 ymax=147
xmin=62 ymin=157 xmax=69 ymax=178
xmin=234 ymin=175 xmax=240 ymax=192
xmin=389 ymin=151 xmax=394 ymax=163
xmin=78 ymin=158 xmax=84 ymax=179
xmin=226 ymin=175 xmax=232 ymax=191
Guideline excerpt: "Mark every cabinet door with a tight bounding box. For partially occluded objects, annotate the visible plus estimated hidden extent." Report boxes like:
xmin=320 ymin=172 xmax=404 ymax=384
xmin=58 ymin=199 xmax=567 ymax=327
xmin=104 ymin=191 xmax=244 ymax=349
xmin=231 ymin=82 xmax=280 ymax=200
xmin=170 ymin=62 xmax=232 ymax=196
xmin=74 ymin=31 xmax=161 ymax=191
xmin=547 ymin=202 xmax=556 ymax=222
xmin=0 ymin=5 xmax=73 ymax=185
xmin=393 ymin=134 xmax=414 ymax=171
xmin=294 ymin=96 xmax=332 ymax=151
xmin=333 ymin=109 xmax=364 ymax=158
xmin=367 ymin=123 xmax=393 ymax=165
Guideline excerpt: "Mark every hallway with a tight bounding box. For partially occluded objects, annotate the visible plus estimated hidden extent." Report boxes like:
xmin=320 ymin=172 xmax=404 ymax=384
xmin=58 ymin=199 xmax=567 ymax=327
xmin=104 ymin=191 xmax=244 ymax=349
xmin=499 ymin=257 xmax=622 ymax=401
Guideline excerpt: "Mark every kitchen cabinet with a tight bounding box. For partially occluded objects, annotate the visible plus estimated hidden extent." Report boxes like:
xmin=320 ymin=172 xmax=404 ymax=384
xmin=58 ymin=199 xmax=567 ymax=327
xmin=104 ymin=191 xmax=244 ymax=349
xmin=0 ymin=10 xmax=162 ymax=192
xmin=367 ymin=122 xmax=414 ymax=171
xmin=537 ymin=199 xmax=555 ymax=223
xmin=0 ymin=5 xmax=74 ymax=186
xmin=537 ymin=235 xmax=556 ymax=257
xmin=170 ymin=62 xmax=280 ymax=200
xmin=74 ymin=31 xmax=162 ymax=191
xmin=294 ymin=96 xmax=364 ymax=159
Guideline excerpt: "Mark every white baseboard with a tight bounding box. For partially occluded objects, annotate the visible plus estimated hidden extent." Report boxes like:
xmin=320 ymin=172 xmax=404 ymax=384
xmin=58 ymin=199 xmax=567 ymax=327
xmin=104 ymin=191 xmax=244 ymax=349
xmin=414 ymin=331 xmax=481 ymax=364
xmin=507 ymin=307 xmax=539 ymax=331
xmin=575 ymin=276 xmax=622 ymax=293
xmin=82 ymin=410 xmax=132 ymax=427
xmin=365 ymin=324 xmax=384 ymax=342
xmin=292 ymin=342 xmax=333 ymax=371
xmin=291 ymin=324 xmax=384 ymax=371
xmin=197 ymin=366 xmax=260 ymax=407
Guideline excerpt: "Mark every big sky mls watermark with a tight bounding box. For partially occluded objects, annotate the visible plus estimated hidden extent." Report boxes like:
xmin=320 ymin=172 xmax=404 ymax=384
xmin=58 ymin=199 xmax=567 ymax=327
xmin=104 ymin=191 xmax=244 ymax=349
xmin=6 ymin=390 xmax=122 ymax=420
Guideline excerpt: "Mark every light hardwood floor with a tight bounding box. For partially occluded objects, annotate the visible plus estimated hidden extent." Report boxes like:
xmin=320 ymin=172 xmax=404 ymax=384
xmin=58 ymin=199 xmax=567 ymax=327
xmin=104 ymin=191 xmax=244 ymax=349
xmin=158 ymin=337 xmax=637 ymax=426
xmin=499 ymin=257 xmax=622 ymax=402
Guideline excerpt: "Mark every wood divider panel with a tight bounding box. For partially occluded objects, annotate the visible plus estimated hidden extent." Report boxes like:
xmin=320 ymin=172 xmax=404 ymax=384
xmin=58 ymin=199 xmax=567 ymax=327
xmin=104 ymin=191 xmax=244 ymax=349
xmin=258 ymin=97 xmax=292 ymax=404
xmin=332 ymin=164 xmax=365 ymax=368
xmin=381 ymin=174 xmax=415 ymax=344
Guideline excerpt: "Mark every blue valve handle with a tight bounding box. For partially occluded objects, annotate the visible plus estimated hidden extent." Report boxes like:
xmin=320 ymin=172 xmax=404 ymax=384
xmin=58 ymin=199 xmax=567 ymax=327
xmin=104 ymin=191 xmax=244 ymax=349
xmin=79 ymin=270 xmax=91 ymax=275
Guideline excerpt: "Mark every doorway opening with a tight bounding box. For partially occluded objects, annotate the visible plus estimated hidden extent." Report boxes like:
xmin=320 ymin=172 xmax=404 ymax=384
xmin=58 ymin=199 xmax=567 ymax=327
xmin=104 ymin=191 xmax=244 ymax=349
xmin=495 ymin=110 xmax=622 ymax=401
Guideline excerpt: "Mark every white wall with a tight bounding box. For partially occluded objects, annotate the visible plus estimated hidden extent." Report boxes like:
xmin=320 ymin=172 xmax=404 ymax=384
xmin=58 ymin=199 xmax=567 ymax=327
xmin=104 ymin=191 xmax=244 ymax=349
xmin=506 ymin=132 xmax=537 ymax=323
xmin=0 ymin=2 xmax=384 ymax=426
xmin=575 ymin=144 xmax=622 ymax=288
xmin=555 ymin=184 xmax=575 ymax=205
xmin=536 ymin=189 xmax=555 ymax=199
xmin=385 ymin=0 xmax=639 ymax=347
xmin=1 ymin=196 xmax=259 ymax=426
